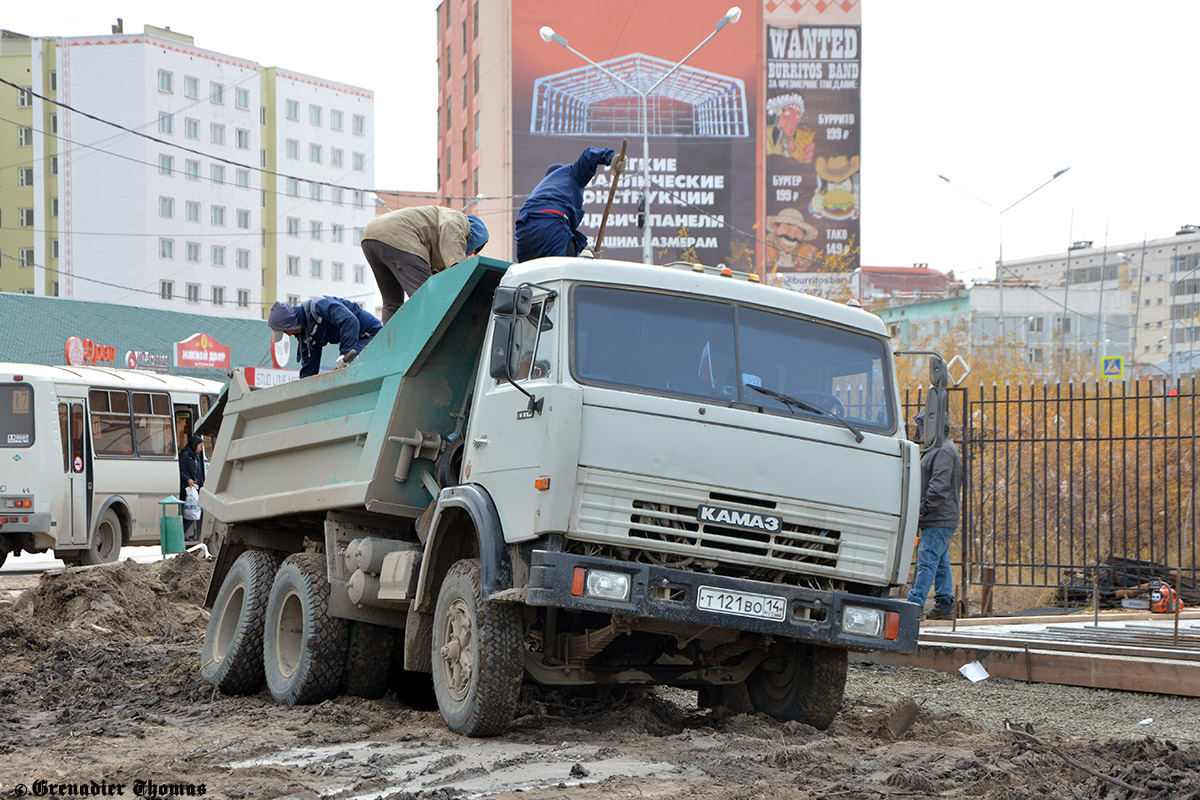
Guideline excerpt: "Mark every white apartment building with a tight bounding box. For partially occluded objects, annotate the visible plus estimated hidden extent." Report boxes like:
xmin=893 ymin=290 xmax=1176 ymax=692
xmin=4 ymin=24 xmax=374 ymax=319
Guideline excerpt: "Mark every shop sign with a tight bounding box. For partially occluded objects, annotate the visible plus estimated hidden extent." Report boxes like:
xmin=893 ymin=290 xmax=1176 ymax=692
xmin=65 ymin=336 xmax=117 ymax=366
xmin=175 ymin=333 xmax=231 ymax=369
xmin=243 ymin=367 xmax=300 ymax=388
xmin=125 ymin=350 xmax=171 ymax=373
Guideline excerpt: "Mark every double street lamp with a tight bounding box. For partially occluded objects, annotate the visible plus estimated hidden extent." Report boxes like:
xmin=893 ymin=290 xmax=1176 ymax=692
xmin=938 ymin=168 xmax=1070 ymax=344
xmin=540 ymin=7 xmax=742 ymax=264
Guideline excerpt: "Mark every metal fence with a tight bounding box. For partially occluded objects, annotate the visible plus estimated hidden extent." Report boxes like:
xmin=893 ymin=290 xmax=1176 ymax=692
xmin=904 ymin=379 xmax=1199 ymax=606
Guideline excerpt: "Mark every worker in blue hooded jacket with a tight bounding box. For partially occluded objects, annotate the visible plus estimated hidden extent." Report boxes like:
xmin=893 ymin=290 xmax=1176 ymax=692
xmin=267 ymin=296 xmax=382 ymax=379
xmin=514 ymin=146 xmax=626 ymax=262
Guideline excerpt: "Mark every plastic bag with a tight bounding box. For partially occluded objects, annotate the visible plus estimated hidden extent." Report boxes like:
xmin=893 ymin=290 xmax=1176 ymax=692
xmin=184 ymin=486 xmax=201 ymax=520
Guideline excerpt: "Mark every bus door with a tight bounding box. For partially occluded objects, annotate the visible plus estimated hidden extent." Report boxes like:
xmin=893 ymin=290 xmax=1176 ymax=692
xmin=174 ymin=404 xmax=196 ymax=453
xmin=57 ymin=401 xmax=90 ymax=546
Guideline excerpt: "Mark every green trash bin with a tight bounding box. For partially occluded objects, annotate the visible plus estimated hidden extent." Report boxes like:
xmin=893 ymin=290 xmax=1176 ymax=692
xmin=159 ymin=497 xmax=185 ymax=555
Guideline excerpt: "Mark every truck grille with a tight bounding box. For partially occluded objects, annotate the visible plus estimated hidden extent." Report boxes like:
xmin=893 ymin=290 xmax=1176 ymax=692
xmin=571 ymin=468 xmax=896 ymax=581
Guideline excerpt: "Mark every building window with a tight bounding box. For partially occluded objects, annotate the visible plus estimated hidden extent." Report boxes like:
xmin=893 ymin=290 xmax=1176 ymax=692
xmin=18 ymin=208 xmax=34 ymax=227
xmin=159 ymin=154 xmax=173 ymax=176
xmin=310 ymin=259 xmax=322 ymax=278
xmin=51 ymin=197 xmax=59 ymax=218
xmin=331 ymin=187 xmax=343 ymax=205
xmin=311 ymin=220 xmax=322 ymax=240
xmin=49 ymin=71 xmax=57 ymax=91
xmin=330 ymin=109 xmax=343 ymax=131
xmin=51 ymin=238 xmax=59 ymax=258
xmin=462 ymin=20 xmax=467 ymax=52
xmin=158 ymin=70 xmax=173 ymax=93
xmin=286 ymin=139 xmax=299 ymax=159
xmin=210 ymin=123 xmax=225 ymax=145
xmin=186 ymin=160 xmax=199 ymax=180
xmin=186 ymin=242 xmax=201 ymax=262
xmin=184 ymin=76 xmax=198 ymax=98
xmin=287 ymin=293 xmax=300 ymax=305
xmin=19 ymin=249 xmax=34 ymax=267
xmin=474 ymin=111 xmax=479 ymax=148
xmin=236 ymin=128 xmax=250 ymax=149
xmin=160 ymin=238 xmax=174 ymax=259
xmin=237 ymin=289 xmax=250 ymax=308
xmin=186 ymin=201 xmax=200 ymax=221
xmin=352 ymin=152 xmax=365 ymax=172
xmin=331 ymin=148 xmax=343 ymax=168
xmin=353 ymin=190 xmax=364 ymax=208
xmin=211 ymin=286 xmax=224 ymax=306
xmin=235 ymin=87 xmax=249 ymax=110
xmin=309 ymin=105 xmax=322 ymax=126
xmin=462 ymin=75 xmax=467 ymax=108
xmin=212 ymin=206 xmax=226 ymax=226
xmin=17 ymin=86 xmax=34 ymax=107
xmin=462 ymin=127 xmax=467 ymax=162
xmin=236 ymin=248 xmax=250 ymax=269
xmin=474 ymin=1 xmax=479 ymax=35
xmin=287 ymin=256 xmax=300 ymax=276
xmin=15 ymin=125 xmax=31 ymax=145
xmin=158 ymin=113 xmax=173 ymax=135
xmin=160 ymin=280 xmax=174 ymax=300
xmin=332 ymin=262 xmax=344 ymax=281
xmin=353 ymin=114 xmax=365 ymax=135
xmin=50 ymin=155 xmax=58 ymax=175
xmin=286 ymin=99 xmax=299 ymax=120
xmin=237 ymin=209 xmax=250 ymax=229
xmin=352 ymin=227 xmax=363 ymax=245
xmin=49 ymin=113 xmax=57 ymax=133
xmin=211 ymin=164 xmax=226 ymax=184
xmin=353 ymin=264 xmax=365 ymax=284
xmin=331 ymin=223 xmax=344 ymax=243
xmin=212 ymin=246 xmax=225 ymax=267
xmin=210 ymin=82 xmax=224 ymax=104
xmin=19 ymin=167 xmax=34 ymax=186
xmin=185 ymin=118 xmax=199 ymax=139
xmin=287 ymin=217 xmax=300 ymax=236
xmin=310 ymin=182 xmax=321 ymax=201
xmin=310 ymin=143 xmax=321 ymax=163
xmin=159 ymin=197 xmax=174 ymax=218
xmin=473 ymin=167 xmax=478 ymax=195
xmin=286 ymin=178 xmax=299 ymax=196
xmin=236 ymin=169 xmax=250 ymax=188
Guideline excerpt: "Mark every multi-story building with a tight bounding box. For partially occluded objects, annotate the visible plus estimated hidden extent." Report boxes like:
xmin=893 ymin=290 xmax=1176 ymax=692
xmin=0 ymin=25 xmax=375 ymax=318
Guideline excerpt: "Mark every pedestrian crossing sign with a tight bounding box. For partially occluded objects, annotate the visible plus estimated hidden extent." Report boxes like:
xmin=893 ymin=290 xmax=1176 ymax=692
xmin=1102 ymin=356 xmax=1124 ymax=379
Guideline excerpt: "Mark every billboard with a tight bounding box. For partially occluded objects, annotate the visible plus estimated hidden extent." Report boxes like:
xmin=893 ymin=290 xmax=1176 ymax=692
xmin=763 ymin=10 xmax=862 ymax=296
xmin=512 ymin=1 xmax=760 ymax=267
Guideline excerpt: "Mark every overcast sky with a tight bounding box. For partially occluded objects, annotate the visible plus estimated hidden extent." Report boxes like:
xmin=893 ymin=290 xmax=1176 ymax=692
xmin=8 ymin=1 xmax=1199 ymax=282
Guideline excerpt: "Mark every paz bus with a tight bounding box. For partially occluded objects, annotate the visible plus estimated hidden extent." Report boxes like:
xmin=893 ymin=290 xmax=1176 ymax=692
xmin=0 ymin=364 xmax=222 ymax=567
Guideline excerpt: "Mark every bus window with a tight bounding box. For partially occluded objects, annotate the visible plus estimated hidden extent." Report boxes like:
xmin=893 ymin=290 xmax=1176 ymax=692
xmin=1 ymin=384 xmax=34 ymax=447
xmin=89 ymin=389 xmax=134 ymax=456
xmin=72 ymin=405 xmax=84 ymax=472
xmin=59 ymin=403 xmax=70 ymax=472
xmin=132 ymin=391 xmax=175 ymax=457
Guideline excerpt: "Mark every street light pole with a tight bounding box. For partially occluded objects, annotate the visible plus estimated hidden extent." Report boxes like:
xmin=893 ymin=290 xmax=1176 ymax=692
xmin=540 ymin=7 xmax=741 ymax=264
xmin=939 ymin=168 xmax=1070 ymax=346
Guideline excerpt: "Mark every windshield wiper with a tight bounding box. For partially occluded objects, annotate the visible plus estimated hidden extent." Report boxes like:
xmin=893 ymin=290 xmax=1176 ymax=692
xmin=744 ymin=384 xmax=865 ymax=443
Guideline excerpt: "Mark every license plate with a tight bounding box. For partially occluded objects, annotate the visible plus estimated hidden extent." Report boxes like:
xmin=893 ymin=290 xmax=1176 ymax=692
xmin=697 ymin=586 xmax=787 ymax=622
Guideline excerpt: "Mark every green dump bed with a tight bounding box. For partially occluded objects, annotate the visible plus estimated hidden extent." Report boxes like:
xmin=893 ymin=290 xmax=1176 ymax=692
xmin=201 ymin=257 xmax=508 ymax=524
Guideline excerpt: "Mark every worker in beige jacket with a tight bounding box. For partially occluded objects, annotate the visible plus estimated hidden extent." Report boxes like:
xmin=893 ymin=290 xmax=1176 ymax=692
xmin=362 ymin=205 xmax=489 ymax=323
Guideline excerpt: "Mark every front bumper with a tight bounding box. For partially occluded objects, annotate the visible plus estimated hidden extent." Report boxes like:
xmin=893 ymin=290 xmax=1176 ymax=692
xmin=527 ymin=550 xmax=920 ymax=654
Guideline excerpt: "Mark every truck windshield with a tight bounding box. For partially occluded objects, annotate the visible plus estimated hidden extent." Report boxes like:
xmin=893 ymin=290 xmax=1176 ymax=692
xmin=1 ymin=384 xmax=35 ymax=447
xmin=571 ymin=285 xmax=895 ymax=433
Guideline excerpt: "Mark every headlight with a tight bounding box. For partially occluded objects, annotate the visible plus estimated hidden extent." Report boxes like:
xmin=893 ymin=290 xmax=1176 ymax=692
xmin=584 ymin=569 xmax=631 ymax=602
xmin=841 ymin=605 xmax=884 ymax=637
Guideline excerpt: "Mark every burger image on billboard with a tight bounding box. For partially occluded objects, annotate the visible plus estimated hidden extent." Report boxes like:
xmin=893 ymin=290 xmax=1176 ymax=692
xmin=812 ymin=155 xmax=860 ymax=221
xmin=822 ymin=189 xmax=856 ymax=220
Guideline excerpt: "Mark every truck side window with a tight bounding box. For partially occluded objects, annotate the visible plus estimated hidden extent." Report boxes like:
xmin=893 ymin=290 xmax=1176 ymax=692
xmin=503 ymin=298 xmax=555 ymax=383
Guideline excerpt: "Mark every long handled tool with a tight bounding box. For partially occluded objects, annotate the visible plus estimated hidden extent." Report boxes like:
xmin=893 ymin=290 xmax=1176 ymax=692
xmin=592 ymin=138 xmax=627 ymax=259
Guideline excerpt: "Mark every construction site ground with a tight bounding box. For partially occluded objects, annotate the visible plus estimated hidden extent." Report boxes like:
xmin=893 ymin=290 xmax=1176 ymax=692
xmin=1 ymin=554 xmax=1198 ymax=800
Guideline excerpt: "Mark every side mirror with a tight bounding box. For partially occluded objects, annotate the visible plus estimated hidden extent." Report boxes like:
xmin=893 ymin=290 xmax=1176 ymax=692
xmin=488 ymin=317 xmax=517 ymax=380
xmin=929 ymin=355 xmax=949 ymax=389
xmin=922 ymin=387 xmax=948 ymax=449
xmin=492 ymin=286 xmax=532 ymax=316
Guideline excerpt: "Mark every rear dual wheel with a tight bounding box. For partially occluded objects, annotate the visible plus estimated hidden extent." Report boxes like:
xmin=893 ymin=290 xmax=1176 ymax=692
xmin=201 ymin=549 xmax=283 ymax=694
xmin=263 ymin=553 xmax=349 ymax=705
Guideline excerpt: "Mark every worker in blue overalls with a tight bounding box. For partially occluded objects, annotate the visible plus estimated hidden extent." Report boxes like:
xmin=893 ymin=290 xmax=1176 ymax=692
xmin=268 ymin=297 xmax=382 ymax=378
xmin=514 ymin=146 xmax=626 ymax=262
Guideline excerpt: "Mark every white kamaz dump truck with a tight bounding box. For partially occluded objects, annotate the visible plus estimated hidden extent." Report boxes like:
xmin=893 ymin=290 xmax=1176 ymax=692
xmin=199 ymin=255 xmax=936 ymax=736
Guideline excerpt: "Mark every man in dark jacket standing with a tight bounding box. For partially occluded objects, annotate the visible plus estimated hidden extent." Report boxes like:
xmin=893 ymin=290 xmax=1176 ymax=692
xmin=267 ymin=296 xmax=382 ymax=378
xmin=179 ymin=434 xmax=205 ymax=539
xmin=514 ymin=146 xmax=625 ymax=262
xmin=907 ymin=412 xmax=963 ymax=620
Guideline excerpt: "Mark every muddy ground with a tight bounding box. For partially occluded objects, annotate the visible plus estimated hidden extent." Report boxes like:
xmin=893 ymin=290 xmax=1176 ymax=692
xmin=1 ymin=555 xmax=1198 ymax=800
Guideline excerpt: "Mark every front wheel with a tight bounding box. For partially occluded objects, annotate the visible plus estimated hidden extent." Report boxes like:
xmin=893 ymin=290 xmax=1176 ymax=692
xmin=431 ymin=559 xmax=524 ymax=736
xmin=746 ymin=643 xmax=847 ymax=729
xmin=77 ymin=508 xmax=122 ymax=566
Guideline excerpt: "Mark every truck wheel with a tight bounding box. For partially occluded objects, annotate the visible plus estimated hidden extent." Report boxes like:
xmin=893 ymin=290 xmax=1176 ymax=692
xmin=343 ymin=621 xmax=394 ymax=699
xmin=263 ymin=553 xmax=349 ymax=705
xmin=201 ymin=549 xmax=282 ymax=694
xmin=746 ymin=643 xmax=847 ymax=730
xmin=431 ymin=558 xmax=524 ymax=736
xmin=697 ymin=682 xmax=754 ymax=714
xmin=77 ymin=508 xmax=122 ymax=566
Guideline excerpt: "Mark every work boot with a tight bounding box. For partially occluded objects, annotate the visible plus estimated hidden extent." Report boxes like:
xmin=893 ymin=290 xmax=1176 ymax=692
xmin=925 ymin=602 xmax=955 ymax=620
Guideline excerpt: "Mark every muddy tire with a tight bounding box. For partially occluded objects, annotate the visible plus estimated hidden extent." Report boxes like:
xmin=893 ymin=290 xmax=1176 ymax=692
xmin=343 ymin=621 xmax=394 ymax=699
xmin=431 ymin=558 xmax=524 ymax=736
xmin=200 ymin=549 xmax=282 ymax=694
xmin=698 ymin=682 xmax=754 ymax=714
xmin=746 ymin=643 xmax=847 ymax=729
xmin=389 ymin=635 xmax=438 ymax=710
xmin=77 ymin=508 xmax=122 ymax=566
xmin=263 ymin=553 xmax=349 ymax=705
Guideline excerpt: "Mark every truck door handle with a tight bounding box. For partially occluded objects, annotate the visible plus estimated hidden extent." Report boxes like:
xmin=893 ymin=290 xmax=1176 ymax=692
xmin=472 ymin=437 xmax=488 ymax=447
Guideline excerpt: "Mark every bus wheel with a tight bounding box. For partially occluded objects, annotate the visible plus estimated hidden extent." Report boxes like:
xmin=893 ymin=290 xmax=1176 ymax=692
xmin=263 ymin=553 xmax=348 ymax=705
xmin=201 ymin=549 xmax=282 ymax=694
xmin=78 ymin=508 xmax=122 ymax=566
xmin=431 ymin=559 xmax=524 ymax=737
xmin=746 ymin=643 xmax=847 ymax=730
xmin=342 ymin=621 xmax=394 ymax=699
